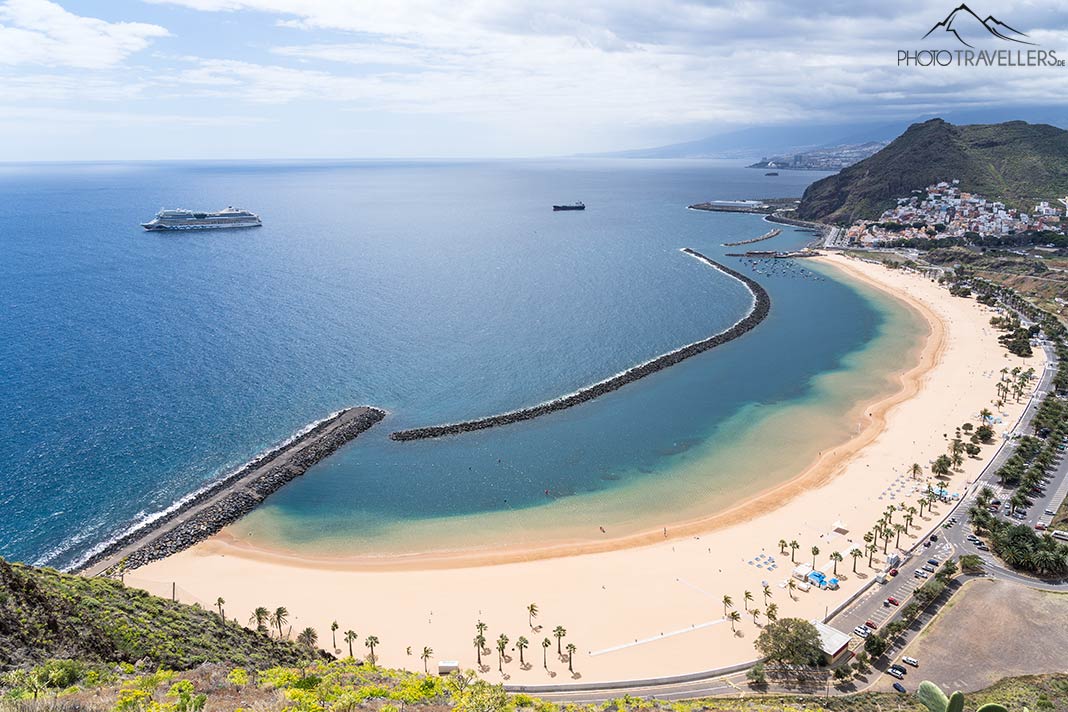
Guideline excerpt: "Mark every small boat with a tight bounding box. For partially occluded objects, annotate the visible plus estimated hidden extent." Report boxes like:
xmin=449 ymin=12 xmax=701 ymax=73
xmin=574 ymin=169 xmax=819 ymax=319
xmin=765 ymin=172 xmax=779 ymax=176
xmin=553 ymin=202 xmax=585 ymax=211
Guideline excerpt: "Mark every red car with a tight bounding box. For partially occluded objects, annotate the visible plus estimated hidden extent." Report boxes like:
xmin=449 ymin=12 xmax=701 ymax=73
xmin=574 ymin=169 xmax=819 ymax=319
xmin=865 ymin=619 xmax=878 ymax=629
xmin=887 ymin=596 xmax=900 ymax=606
xmin=889 ymin=568 xmax=899 ymax=577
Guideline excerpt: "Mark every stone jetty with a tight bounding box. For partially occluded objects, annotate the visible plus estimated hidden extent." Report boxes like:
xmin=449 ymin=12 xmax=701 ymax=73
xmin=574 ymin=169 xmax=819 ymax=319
xmin=80 ymin=406 xmax=385 ymax=575
xmin=391 ymin=249 xmax=770 ymax=441
xmin=722 ymin=228 xmax=782 ymax=247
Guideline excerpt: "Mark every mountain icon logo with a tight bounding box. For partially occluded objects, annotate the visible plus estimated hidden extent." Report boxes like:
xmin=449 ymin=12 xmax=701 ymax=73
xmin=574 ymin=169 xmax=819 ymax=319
xmin=923 ymin=4 xmax=1036 ymax=48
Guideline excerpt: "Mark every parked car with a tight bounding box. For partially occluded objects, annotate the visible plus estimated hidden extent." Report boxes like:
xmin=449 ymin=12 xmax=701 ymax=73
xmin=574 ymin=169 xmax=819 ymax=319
xmin=914 ymin=570 xmax=928 ymax=579
xmin=1036 ymin=523 xmax=1047 ymax=531
xmin=865 ymin=619 xmax=878 ymax=630
xmin=887 ymin=596 xmax=900 ymax=606
xmin=853 ymin=626 xmax=870 ymax=638
xmin=903 ymin=656 xmax=919 ymax=667
xmin=887 ymin=667 xmax=905 ymax=680
xmin=927 ymin=558 xmax=940 ymax=566
xmin=930 ymin=534 xmax=939 ymax=541
xmin=890 ymin=664 xmax=908 ymax=675
xmin=922 ymin=564 xmax=936 ymax=573
xmin=889 ymin=568 xmax=899 ymax=576
xmin=977 ymin=544 xmax=990 ymax=551
xmin=893 ymin=682 xmax=907 ymax=693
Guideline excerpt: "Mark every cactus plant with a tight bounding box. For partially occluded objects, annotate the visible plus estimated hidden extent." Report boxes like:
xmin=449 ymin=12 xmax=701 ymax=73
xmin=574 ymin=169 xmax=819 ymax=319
xmin=918 ymin=682 xmax=1020 ymax=712
xmin=918 ymin=681 xmax=950 ymax=712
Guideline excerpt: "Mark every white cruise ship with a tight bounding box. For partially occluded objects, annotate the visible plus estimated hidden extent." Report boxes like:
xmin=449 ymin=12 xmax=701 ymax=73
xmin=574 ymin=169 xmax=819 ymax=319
xmin=141 ymin=207 xmax=262 ymax=231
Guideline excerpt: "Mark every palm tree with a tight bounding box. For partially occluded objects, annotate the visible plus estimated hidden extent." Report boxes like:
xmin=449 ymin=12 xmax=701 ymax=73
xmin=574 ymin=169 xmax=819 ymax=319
xmin=894 ymin=522 xmax=906 ymax=548
xmin=270 ymin=607 xmax=289 ymax=639
xmin=496 ymin=634 xmax=509 ymax=673
xmin=516 ymin=636 xmax=529 ymax=666
xmin=765 ymin=602 xmax=778 ymax=622
xmin=728 ymin=610 xmax=741 ymax=632
xmin=722 ymin=595 xmax=733 ymax=617
xmin=743 ymin=590 xmax=753 ymax=611
xmin=474 ymin=634 xmax=486 ymax=667
xmin=789 ymin=540 xmax=800 ymax=562
xmin=778 ymin=539 xmax=788 ymax=554
xmin=249 ymin=607 xmax=270 ymax=632
xmin=476 ymin=620 xmax=488 ymax=636
xmin=850 ymin=547 xmax=863 ymax=573
xmin=909 ymin=462 xmax=923 ymax=479
xmin=762 ymin=584 xmax=771 ymax=605
xmin=830 ymin=551 xmax=843 ymax=576
xmin=566 ymin=643 xmax=576 ymax=673
xmin=421 ymin=646 xmax=433 ymax=674
xmin=527 ymin=603 xmax=539 ymax=630
xmin=364 ymin=635 xmax=379 ymax=667
xmin=787 ymin=579 xmax=797 ymax=600
xmin=296 ymin=627 xmax=318 ymax=649
xmin=541 ymin=638 xmax=551 ymax=670
xmin=344 ymin=630 xmax=357 ymax=658
xmin=866 ymin=542 xmax=878 ymax=567
xmin=810 ymin=545 xmax=820 ymax=568
xmin=553 ymin=626 xmax=567 ymax=655
xmin=215 ymin=597 xmax=225 ymax=619
xmin=751 ymin=608 xmax=761 ymax=625
xmin=330 ymin=621 xmax=339 ymax=651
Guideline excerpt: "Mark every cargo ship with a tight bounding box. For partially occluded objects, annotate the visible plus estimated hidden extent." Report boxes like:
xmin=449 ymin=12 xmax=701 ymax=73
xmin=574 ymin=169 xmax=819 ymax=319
xmin=552 ymin=202 xmax=585 ymax=211
xmin=141 ymin=207 xmax=262 ymax=231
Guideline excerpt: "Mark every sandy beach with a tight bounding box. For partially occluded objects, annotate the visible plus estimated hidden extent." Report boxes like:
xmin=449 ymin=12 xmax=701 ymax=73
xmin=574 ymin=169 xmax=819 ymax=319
xmin=130 ymin=253 xmax=1042 ymax=684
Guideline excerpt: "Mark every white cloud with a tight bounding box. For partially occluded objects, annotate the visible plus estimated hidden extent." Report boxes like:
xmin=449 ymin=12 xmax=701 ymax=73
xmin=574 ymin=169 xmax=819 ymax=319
xmin=151 ymin=0 xmax=1068 ymax=134
xmin=0 ymin=0 xmax=168 ymax=69
xmin=0 ymin=105 xmax=265 ymax=126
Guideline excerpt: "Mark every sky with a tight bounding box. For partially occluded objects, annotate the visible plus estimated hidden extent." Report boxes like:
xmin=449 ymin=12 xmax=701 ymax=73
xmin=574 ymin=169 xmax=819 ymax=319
xmin=1 ymin=0 xmax=1067 ymax=160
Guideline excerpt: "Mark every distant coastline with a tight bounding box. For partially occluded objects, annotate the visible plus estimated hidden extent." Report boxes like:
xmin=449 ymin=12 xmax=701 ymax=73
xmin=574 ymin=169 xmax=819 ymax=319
xmin=390 ymin=249 xmax=770 ymax=441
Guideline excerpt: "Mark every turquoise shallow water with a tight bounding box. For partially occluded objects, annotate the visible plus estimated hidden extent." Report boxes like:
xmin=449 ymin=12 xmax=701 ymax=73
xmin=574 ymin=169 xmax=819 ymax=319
xmin=0 ymin=158 xmax=911 ymax=566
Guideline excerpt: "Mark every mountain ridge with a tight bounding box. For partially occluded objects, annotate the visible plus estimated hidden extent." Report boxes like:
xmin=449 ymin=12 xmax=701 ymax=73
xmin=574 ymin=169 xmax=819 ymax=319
xmin=795 ymin=118 xmax=1068 ymax=224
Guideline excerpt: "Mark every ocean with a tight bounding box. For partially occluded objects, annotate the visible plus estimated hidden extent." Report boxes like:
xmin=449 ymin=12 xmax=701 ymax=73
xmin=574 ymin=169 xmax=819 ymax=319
xmin=0 ymin=159 xmax=919 ymax=566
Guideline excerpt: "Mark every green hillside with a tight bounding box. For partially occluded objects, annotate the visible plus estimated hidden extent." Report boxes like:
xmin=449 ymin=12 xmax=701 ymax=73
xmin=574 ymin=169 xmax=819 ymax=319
xmin=0 ymin=558 xmax=324 ymax=671
xmin=796 ymin=119 xmax=1068 ymax=224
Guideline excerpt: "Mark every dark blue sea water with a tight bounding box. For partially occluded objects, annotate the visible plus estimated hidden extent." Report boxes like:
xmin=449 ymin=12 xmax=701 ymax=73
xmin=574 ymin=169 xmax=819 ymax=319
xmin=0 ymin=159 xmax=890 ymax=566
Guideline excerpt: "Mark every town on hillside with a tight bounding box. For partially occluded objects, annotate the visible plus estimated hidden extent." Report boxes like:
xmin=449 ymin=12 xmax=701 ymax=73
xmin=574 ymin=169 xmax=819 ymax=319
xmin=845 ymin=180 xmax=1068 ymax=246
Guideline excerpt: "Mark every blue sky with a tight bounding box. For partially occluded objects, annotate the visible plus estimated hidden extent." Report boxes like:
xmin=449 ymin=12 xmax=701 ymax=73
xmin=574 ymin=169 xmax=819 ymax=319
xmin=1 ymin=0 xmax=1067 ymax=160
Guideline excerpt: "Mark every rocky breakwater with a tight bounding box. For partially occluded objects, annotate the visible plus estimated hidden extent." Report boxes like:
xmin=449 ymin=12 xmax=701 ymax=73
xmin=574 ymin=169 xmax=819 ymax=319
xmin=81 ymin=406 xmax=386 ymax=576
xmin=391 ymin=249 xmax=770 ymax=441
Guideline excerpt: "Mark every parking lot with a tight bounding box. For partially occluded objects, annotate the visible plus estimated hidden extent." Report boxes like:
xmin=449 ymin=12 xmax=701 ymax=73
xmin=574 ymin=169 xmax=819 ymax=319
xmin=870 ymin=578 xmax=1068 ymax=693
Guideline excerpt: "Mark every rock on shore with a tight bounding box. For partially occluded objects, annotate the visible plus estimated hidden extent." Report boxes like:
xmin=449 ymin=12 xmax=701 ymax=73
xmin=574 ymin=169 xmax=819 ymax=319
xmin=82 ymin=407 xmax=385 ymax=575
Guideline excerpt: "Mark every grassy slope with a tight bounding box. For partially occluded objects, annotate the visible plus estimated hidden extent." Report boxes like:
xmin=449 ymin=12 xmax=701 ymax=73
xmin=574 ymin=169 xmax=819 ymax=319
xmin=0 ymin=558 xmax=324 ymax=671
xmin=796 ymin=119 xmax=1068 ymax=224
xmin=4 ymin=660 xmax=1068 ymax=712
